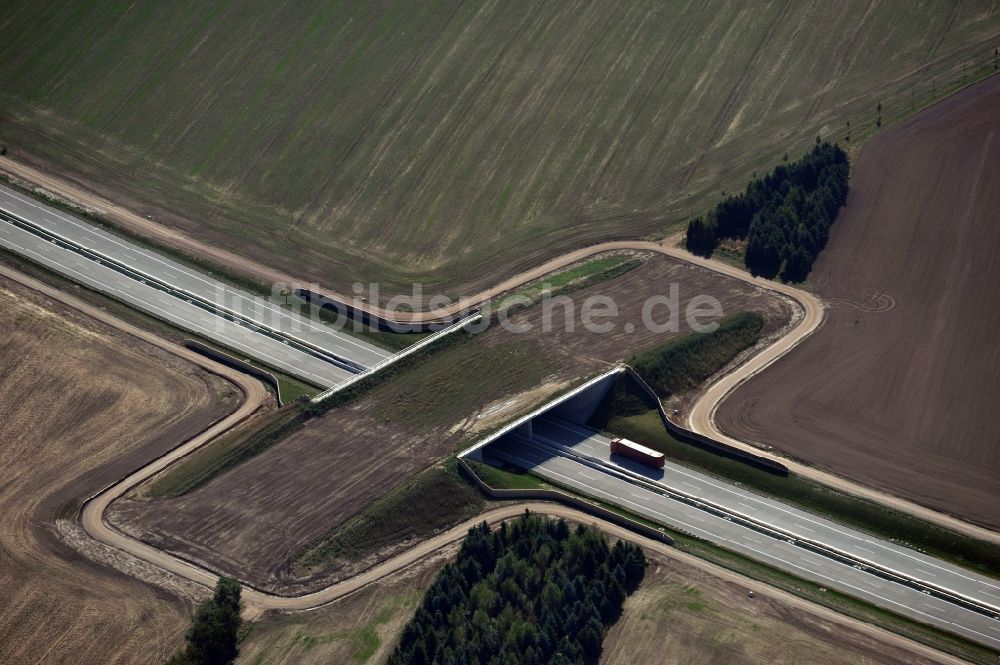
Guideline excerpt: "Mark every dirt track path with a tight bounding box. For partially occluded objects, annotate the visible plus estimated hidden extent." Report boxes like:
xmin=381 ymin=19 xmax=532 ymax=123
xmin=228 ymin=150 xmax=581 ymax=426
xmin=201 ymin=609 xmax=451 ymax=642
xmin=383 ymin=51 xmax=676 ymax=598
xmin=0 ymin=267 xmax=977 ymax=664
xmin=6 ymin=155 xmax=997 ymax=544
xmin=253 ymin=504 xmax=973 ymax=665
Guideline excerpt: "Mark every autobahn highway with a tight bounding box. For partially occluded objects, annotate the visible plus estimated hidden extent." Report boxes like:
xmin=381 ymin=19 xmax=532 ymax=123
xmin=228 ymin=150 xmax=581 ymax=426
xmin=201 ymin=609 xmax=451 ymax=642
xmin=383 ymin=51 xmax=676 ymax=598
xmin=5 ymin=175 xmax=1000 ymax=653
xmin=0 ymin=184 xmax=390 ymax=387
xmin=486 ymin=417 xmax=1000 ymax=649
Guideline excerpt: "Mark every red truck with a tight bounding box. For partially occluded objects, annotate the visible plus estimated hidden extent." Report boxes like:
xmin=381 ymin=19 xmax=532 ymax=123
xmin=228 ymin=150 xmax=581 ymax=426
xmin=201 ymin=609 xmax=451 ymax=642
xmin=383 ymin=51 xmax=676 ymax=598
xmin=609 ymin=437 xmax=665 ymax=470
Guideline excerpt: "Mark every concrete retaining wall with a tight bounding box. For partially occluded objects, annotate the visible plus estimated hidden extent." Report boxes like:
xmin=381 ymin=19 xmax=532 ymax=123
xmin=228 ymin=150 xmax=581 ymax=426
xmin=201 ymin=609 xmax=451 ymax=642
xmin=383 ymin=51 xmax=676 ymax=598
xmin=184 ymin=339 xmax=286 ymax=403
xmin=295 ymin=288 xmax=468 ymax=333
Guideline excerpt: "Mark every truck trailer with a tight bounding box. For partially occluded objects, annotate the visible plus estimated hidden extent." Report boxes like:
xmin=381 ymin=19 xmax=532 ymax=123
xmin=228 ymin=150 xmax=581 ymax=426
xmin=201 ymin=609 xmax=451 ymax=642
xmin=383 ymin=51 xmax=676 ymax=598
xmin=609 ymin=437 xmax=665 ymax=469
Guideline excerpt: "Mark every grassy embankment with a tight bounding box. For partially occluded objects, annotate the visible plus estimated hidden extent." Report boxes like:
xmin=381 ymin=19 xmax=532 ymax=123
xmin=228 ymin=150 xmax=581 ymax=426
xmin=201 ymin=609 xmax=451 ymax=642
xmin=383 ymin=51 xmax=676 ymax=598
xmin=144 ymin=404 xmax=308 ymax=499
xmin=588 ymin=311 xmax=764 ymax=428
xmin=2 ymin=1 xmax=996 ymax=295
xmin=294 ymin=459 xmax=485 ymax=575
xmin=628 ymin=310 xmax=763 ymax=394
xmin=589 ymin=311 xmax=1000 ymax=578
xmin=464 ymin=459 xmax=550 ymax=491
xmin=500 ymin=255 xmax=642 ymax=305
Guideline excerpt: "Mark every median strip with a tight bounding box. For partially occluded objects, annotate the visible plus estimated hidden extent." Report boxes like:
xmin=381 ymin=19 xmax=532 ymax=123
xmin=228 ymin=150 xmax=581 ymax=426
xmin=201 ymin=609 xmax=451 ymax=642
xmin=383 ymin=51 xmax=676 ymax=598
xmin=520 ymin=435 xmax=1000 ymax=621
xmin=0 ymin=208 xmax=366 ymax=375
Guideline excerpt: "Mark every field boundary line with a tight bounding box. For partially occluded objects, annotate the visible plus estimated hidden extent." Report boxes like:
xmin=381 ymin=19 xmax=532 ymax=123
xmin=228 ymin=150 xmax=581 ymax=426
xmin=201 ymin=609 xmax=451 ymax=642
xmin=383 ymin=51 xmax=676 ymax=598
xmin=0 ymin=264 xmax=987 ymax=663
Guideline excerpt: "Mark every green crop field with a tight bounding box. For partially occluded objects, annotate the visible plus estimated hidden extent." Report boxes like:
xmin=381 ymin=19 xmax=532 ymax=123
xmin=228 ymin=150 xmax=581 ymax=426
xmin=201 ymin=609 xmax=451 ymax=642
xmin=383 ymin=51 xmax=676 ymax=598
xmin=1 ymin=1 xmax=997 ymax=297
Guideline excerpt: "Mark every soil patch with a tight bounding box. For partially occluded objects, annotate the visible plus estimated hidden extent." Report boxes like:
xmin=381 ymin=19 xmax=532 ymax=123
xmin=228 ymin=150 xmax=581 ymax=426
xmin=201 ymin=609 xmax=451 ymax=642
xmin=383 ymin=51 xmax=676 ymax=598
xmin=0 ymin=276 xmax=239 ymax=664
xmin=113 ymin=254 xmax=792 ymax=593
xmin=716 ymin=76 xmax=1000 ymax=529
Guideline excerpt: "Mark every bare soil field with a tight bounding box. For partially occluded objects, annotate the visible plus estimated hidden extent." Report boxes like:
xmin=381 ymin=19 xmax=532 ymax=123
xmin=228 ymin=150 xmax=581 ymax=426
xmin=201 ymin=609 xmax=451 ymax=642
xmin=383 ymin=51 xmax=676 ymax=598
xmin=0 ymin=277 xmax=240 ymax=664
xmin=235 ymin=541 xmax=951 ymax=665
xmin=111 ymin=254 xmax=792 ymax=593
xmin=0 ymin=1 xmax=997 ymax=297
xmin=716 ymin=75 xmax=1000 ymax=529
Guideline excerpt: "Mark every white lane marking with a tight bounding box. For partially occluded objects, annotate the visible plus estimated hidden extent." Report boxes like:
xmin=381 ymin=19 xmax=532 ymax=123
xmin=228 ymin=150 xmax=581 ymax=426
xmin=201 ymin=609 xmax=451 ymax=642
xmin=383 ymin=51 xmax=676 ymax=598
xmin=536 ymin=415 xmax=1000 ymax=604
xmin=500 ymin=449 xmax=1000 ymax=646
xmin=0 ymin=189 xmax=392 ymax=360
xmin=0 ymin=231 xmax=346 ymax=386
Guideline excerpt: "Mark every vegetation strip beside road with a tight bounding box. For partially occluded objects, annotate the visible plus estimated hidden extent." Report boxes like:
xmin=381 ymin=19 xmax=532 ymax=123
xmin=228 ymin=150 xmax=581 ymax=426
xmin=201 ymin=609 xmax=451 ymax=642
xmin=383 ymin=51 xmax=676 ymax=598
xmin=293 ymin=460 xmax=486 ymax=577
xmin=627 ymin=311 xmax=764 ymax=398
xmin=143 ymin=404 xmax=308 ymax=499
xmin=609 ymin=411 xmax=1000 ymax=579
xmin=459 ymin=463 xmax=994 ymax=665
xmin=0 ymin=265 xmax=979 ymax=663
xmin=12 ymin=152 xmax=995 ymax=547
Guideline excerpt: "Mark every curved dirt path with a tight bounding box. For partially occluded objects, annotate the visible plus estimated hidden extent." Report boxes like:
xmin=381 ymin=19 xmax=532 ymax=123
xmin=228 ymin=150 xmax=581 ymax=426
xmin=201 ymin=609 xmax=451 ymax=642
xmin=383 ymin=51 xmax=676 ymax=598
xmin=3 ymin=158 xmax=997 ymax=560
xmin=0 ymin=230 xmax=986 ymax=663
xmin=87 ymin=491 xmax=992 ymax=664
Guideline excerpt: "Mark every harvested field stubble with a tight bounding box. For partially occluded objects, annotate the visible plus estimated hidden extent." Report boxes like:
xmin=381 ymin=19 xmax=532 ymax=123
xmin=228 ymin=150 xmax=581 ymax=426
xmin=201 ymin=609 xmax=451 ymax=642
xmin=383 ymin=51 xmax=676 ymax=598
xmin=716 ymin=76 xmax=1000 ymax=529
xmin=0 ymin=1 xmax=997 ymax=296
xmin=235 ymin=539 xmax=953 ymax=665
xmin=0 ymin=278 xmax=239 ymax=665
xmin=602 ymin=552 xmax=955 ymax=665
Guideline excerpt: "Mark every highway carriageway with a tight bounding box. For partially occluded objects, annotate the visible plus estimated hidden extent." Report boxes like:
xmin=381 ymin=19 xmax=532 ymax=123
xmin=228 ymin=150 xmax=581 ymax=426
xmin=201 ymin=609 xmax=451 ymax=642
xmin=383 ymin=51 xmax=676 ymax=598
xmin=0 ymin=185 xmax=391 ymax=386
xmin=486 ymin=419 xmax=1000 ymax=649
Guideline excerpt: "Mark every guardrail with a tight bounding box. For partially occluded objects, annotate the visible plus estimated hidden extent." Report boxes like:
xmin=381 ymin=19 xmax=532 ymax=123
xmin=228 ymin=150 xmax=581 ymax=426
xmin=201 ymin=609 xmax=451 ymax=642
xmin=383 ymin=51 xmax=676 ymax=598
xmin=456 ymin=457 xmax=673 ymax=545
xmin=310 ymin=311 xmax=484 ymax=402
xmin=523 ymin=435 xmax=1000 ymax=620
xmin=0 ymin=208 xmax=368 ymax=375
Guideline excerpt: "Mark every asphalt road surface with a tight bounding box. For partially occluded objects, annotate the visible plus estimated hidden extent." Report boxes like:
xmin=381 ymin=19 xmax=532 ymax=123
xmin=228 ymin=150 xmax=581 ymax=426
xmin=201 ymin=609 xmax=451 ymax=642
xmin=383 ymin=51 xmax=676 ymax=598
xmin=533 ymin=416 xmax=1000 ymax=608
xmin=0 ymin=185 xmax=390 ymax=386
xmin=9 ymin=158 xmax=993 ymax=549
xmin=487 ymin=423 xmax=1000 ymax=649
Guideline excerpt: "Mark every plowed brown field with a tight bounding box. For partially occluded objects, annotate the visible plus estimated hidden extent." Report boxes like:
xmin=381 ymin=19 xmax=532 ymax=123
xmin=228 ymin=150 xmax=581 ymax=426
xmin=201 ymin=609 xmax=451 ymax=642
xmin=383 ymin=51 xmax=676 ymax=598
xmin=716 ymin=75 xmax=1000 ymax=529
xmin=112 ymin=254 xmax=792 ymax=593
xmin=0 ymin=276 xmax=240 ymax=665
